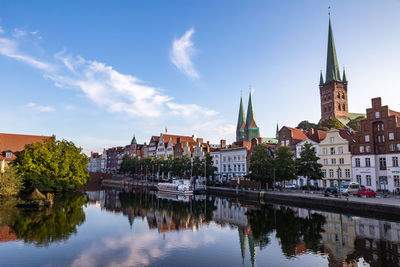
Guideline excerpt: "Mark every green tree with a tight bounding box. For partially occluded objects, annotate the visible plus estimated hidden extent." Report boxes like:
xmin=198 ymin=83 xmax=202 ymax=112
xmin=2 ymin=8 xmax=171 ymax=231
xmin=274 ymin=146 xmax=296 ymax=184
xmin=347 ymin=116 xmax=365 ymax=132
xmin=318 ymin=117 xmax=345 ymax=130
xmin=248 ymin=146 xmax=274 ymax=188
xmin=192 ymin=156 xmax=203 ymax=177
xmin=14 ymin=138 xmax=89 ymax=193
xmin=0 ymin=166 xmax=24 ymax=197
xmin=203 ymin=153 xmax=217 ymax=179
xmin=296 ymin=120 xmax=318 ymax=130
xmin=119 ymin=155 xmax=134 ymax=174
xmin=296 ymin=143 xmax=323 ymax=189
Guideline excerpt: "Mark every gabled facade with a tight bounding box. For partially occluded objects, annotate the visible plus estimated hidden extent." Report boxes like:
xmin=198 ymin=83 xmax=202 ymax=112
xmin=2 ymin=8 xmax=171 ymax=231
xmin=351 ymin=97 xmax=400 ymax=191
xmin=319 ymin=18 xmax=349 ymax=121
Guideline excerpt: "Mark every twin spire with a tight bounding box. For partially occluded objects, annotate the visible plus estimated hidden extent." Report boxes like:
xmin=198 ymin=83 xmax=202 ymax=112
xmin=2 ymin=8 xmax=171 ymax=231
xmin=320 ymin=18 xmax=347 ymax=85
xmin=236 ymin=92 xmax=260 ymax=142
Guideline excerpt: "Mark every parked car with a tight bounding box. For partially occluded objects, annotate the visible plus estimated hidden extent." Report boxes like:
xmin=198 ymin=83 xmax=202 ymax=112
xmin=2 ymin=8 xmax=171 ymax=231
xmin=301 ymin=185 xmax=320 ymax=191
xmin=324 ymin=186 xmax=339 ymax=196
xmin=284 ymin=184 xmax=298 ymax=189
xmin=357 ymin=188 xmax=376 ymax=198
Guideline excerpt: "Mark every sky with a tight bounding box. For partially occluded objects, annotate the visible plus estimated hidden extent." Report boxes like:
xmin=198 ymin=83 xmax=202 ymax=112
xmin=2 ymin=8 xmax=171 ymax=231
xmin=1 ymin=0 xmax=400 ymax=154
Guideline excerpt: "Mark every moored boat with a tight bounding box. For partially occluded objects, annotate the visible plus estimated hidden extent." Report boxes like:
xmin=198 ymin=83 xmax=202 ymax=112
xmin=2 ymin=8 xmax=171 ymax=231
xmin=157 ymin=179 xmax=193 ymax=195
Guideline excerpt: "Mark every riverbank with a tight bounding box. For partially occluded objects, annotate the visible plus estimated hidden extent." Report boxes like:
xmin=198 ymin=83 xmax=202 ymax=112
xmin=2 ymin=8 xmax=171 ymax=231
xmin=100 ymin=177 xmax=400 ymax=220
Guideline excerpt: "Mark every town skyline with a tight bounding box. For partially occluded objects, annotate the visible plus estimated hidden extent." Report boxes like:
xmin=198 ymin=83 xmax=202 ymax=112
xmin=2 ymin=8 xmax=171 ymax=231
xmin=1 ymin=1 xmax=400 ymax=153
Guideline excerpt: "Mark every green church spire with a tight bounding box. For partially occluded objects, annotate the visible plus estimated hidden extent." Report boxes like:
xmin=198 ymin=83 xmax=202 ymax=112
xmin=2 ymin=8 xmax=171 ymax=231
xmin=319 ymin=71 xmax=324 ymax=86
xmin=325 ymin=18 xmax=341 ymax=83
xmin=342 ymin=67 xmax=347 ymax=82
xmin=245 ymin=91 xmax=260 ymax=142
xmin=236 ymin=96 xmax=246 ymax=142
xmin=131 ymin=135 xmax=137 ymax=145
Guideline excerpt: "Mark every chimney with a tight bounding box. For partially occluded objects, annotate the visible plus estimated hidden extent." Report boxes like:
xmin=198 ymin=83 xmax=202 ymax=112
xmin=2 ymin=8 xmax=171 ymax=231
xmin=220 ymin=139 xmax=226 ymax=148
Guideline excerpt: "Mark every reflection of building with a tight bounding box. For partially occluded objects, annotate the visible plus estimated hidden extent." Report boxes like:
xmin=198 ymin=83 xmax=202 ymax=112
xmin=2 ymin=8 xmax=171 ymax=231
xmin=0 ymin=226 xmax=18 ymax=243
xmin=146 ymin=210 xmax=203 ymax=234
xmin=238 ymin=227 xmax=257 ymax=266
xmin=212 ymin=198 xmax=248 ymax=228
xmin=321 ymin=212 xmax=356 ymax=266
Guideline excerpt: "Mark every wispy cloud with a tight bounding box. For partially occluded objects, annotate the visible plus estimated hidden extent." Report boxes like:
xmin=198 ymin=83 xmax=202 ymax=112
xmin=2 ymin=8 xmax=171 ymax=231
xmin=0 ymin=38 xmax=54 ymax=71
xmin=26 ymin=102 xmax=55 ymax=112
xmin=13 ymin=28 xmax=27 ymax=38
xmin=170 ymin=28 xmax=199 ymax=79
xmin=0 ymin=26 xmax=4 ymax=34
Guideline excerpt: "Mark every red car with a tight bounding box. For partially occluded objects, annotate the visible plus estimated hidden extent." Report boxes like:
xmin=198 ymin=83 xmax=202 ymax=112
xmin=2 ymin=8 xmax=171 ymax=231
xmin=357 ymin=188 xmax=376 ymax=198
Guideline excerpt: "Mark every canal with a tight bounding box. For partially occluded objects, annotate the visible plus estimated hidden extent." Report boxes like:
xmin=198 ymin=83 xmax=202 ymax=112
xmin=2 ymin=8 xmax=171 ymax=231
xmin=0 ymin=189 xmax=398 ymax=266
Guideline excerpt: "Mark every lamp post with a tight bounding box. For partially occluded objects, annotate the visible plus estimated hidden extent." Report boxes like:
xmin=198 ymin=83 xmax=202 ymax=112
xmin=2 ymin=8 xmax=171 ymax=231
xmin=337 ymin=167 xmax=342 ymax=198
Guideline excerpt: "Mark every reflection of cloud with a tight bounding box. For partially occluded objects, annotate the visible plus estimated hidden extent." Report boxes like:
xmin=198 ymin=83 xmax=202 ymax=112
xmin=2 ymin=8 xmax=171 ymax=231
xmin=71 ymin=231 xmax=215 ymax=267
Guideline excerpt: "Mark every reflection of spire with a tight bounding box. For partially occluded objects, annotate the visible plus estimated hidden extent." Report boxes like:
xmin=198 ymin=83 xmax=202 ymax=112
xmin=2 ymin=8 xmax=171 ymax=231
xmin=239 ymin=228 xmax=248 ymax=264
xmin=248 ymin=233 xmax=257 ymax=267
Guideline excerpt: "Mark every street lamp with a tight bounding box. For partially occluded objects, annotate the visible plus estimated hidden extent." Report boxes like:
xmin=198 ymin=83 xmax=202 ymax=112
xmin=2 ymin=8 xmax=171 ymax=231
xmin=337 ymin=167 xmax=342 ymax=198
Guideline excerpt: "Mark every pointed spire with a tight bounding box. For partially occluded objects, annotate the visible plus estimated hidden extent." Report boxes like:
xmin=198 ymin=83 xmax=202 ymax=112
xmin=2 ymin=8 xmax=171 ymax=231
xmin=342 ymin=67 xmax=347 ymax=82
xmin=245 ymin=92 xmax=256 ymax=127
xmin=319 ymin=71 xmax=324 ymax=86
xmin=276 ymin=123 xmax=279 ymax=139
xmin=325 ymin=18 xmax=341 ymax=83
xmin=131 ymin=135 xmax=137 ymax=145
xmin=236 ymin=96 xmax=246 ymax=142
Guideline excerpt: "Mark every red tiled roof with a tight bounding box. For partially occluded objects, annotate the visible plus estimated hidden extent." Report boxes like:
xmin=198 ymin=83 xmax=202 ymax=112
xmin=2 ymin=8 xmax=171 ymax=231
xmin=284 ymin=127 xmax=308 ymax=143
xmin=0 ymin=133 xmax=51 ymax=161
xmin=308 ymin=130 xmax=327 ymax=143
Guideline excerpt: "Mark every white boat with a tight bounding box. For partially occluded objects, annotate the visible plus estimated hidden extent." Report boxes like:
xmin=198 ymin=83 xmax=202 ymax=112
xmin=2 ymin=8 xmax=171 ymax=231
xmin=157 ymin=179 xmax=193 ymax=195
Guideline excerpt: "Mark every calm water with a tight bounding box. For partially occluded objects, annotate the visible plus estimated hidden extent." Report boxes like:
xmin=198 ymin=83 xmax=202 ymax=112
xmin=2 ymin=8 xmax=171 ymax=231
xmin=0 ymin=190 xmax=399 ymax=267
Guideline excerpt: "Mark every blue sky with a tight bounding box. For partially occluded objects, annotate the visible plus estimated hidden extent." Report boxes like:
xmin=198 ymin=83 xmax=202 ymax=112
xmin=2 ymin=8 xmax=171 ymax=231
xmin=1 ymin=0 xmax=400 ymax=154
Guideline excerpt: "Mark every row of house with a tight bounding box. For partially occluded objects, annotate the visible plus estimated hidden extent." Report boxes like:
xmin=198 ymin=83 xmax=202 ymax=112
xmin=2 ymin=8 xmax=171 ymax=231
xmin=279 ymin=97 xmax=400 ymax=192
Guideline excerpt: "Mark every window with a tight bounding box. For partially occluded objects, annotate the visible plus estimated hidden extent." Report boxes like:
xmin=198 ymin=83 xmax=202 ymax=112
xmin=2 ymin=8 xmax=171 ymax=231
xmin=389 ymin=133 xmax=395 ymax=140
xmin=395 ymin=176 xmax=400 ymax=187
xmin=390 ymin=144 xmax=395 ymax=152
xmin=342 ymin=104 xmax=346 ymax=111
xmin=330 ymin=137 xmax=335 ymax=143
xmin=330 ymin=147 xmax=335 ymax=155
xmin=234 ymin=165 xmax=237 ymax=172
xmin=331 ymin=158 xmax=336 ymax=164
xmin=393 ymin=157 xmax=399 ymax=167
xmin=223 ymin=157 xmax=226 ymax=162
xmin=216 ymin=160 xmax=218 ymax=164
xmin=366 ymin=175 xmax=371 ymax=186
xmin=238 ymin=165 xmax=241 ymax=172
xmin=345 ymin=169 xmax=350 ymax=178
xmin=355 ymin=158 xmax=360 ymax=167
xmin=365 ymin=158 xmax=371 ymax=167
xmin=357 ymin=175 xmax=362 ymax=184
xmin=338 ymin=147 xmax=344 ymax=154
xmin=338 ymin=103 xmax=341 ymax=110
xmin=329 ymin=169 xmax=334 ymax=178
xmin=375 ymin=111 xmax=380 ymax=118
xmin=234 ymin=156 xmax=236 ymax=161
xmin=342 ymin=93 xmax=345 ymax=99
xmin=379 ymin=157 xmax=387 ymax=167
xmin=365 ymin=135 xmax=370 ymax=142
xmin=360 ymin=146 xmax=364 ymax=153
xmin=337 ymin=92 xmax=340 ymax=98
xmin=339 ymin=158 xmax=344 ymax=164
xmin=322 ymin=169 xmax=326 ymax=178
xmin=223 ymin=165 xmax=226 ymax=172
xmin=323 ymin=158 xmax=328 ymax=165
xmin=323 ymin=148 xmax=328 ymax=155
xmin=5 ymin=151 xmax=12 ymax=158
xmin=366 ymin=146 xmax=371 ymax=153
xmin=338 ymin=168 xmax=342 ymax=178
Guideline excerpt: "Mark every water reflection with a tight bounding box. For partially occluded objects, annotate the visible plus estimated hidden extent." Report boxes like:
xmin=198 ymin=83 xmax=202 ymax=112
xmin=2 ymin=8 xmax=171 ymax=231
xmin=2 ymin=189 xmax=400 ymax=266
xmin=0 ymin=193 xmax=87 ymax=247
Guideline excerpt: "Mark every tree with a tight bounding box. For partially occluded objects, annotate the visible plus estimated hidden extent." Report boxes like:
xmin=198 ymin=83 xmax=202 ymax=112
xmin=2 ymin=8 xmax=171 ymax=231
xmin=0 ymin=166 xmax=24 ymax=197
xmin=192 ymin=156 xmax=203 ymax=177
xmin=14 ymin=138 xmax=89 ymax=193
xmin=318 ymin=117 xmax=345 ymax=130
xmin=296 ymin=120 xmax=318 ymax=130
xmin=248 ymin=146 xmax=274 ymax=188
xmin=203 ymin=153 xmax=217 ymax=179
xmin=296 ymin=143 xmax=323 ymax=189
xmin=347 ymin=116 xmax=365 ymax=132
xmin=274 ymin=146 xmax=296 ymax=184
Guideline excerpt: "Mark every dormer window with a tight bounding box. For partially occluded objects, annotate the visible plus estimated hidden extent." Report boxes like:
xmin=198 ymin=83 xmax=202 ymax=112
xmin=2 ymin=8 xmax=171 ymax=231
xmin=5 ymin=151 xmax=12 ymax=158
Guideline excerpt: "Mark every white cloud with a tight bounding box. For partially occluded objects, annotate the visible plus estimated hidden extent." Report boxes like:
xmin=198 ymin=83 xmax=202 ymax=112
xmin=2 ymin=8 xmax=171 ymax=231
xmin=0 ymin=26 xmax=4 ymax=34
xmin=170 ymin=28 xmax=199 ymax=79
xmin=26 ymin=102 xmax=55 ymax=112
xmin=0 ymin=38 xmax=54 ymax=71
xmin=13 ymin=28 xmax=27 ymax=38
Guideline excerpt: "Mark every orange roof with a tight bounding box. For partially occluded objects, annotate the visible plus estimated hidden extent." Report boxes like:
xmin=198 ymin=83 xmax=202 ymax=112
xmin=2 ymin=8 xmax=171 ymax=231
xmin=308 ymin=130 xmax=327 ymax=143
xmin=0 ymin=133 xmax=51 ymax=161
xmin=284 ymin=127 xmax=308 ymax=143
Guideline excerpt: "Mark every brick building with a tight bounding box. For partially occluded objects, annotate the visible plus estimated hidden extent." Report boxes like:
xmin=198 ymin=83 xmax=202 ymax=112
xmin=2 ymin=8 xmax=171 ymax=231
xmin=351 ymin=97 xmax=400 ymax=192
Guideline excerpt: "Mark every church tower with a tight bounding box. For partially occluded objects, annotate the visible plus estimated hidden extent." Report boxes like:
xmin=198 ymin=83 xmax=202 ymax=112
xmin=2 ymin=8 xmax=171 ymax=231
xmin=236 ymin=96 xmax=246 ymax=142
xmin=319 ymin=17 xmax=348 ymax=121
xmin=244 ymin=92 xmax=260 ymax=142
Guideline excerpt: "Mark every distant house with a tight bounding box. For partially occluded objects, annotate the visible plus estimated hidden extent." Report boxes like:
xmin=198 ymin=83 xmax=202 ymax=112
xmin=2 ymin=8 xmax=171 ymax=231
xmin=0 ymin=133 xmax=52 ymax=171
